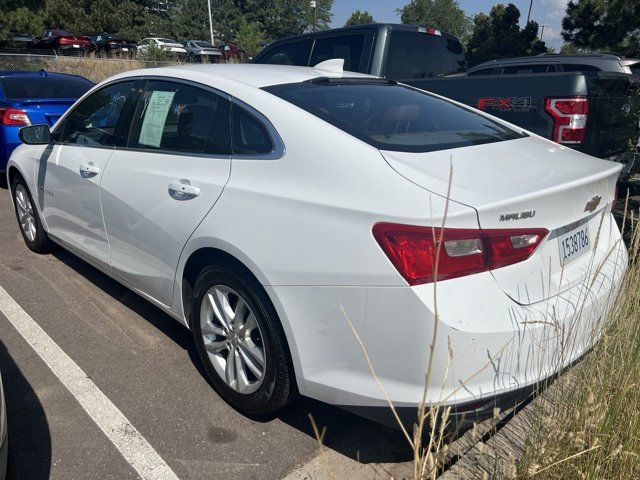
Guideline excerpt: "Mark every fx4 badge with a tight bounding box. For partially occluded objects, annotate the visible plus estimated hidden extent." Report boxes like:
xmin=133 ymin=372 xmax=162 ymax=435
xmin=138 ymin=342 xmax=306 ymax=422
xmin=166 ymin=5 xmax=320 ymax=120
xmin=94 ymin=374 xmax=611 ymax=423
xmin=584 ymin=195 xmax=601 ymax=213
xmin=499 ymin=210 xmax=536 ymax=222
xmin=477 ymin=97 xmax=533 ymax=112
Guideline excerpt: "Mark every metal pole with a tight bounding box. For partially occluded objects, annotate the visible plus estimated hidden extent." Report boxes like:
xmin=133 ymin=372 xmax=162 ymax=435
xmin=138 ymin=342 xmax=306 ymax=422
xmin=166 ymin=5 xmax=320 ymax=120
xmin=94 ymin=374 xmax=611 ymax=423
xmin=526 ymin=0 xmax=533 ymax=24
xmin=540 ymin=24 xmax=549 ymax=40
xmin=311 ymin=1 xmax=317 ymax=31
xmin=207 ymin=0 xmax=215 ymax=45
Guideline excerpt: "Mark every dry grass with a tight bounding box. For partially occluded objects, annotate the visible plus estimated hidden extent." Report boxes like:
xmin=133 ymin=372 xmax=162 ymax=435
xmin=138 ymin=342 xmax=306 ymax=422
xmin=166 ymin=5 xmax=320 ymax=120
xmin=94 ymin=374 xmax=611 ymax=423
xmin=507 ymin=210 xmax=640 ymax=480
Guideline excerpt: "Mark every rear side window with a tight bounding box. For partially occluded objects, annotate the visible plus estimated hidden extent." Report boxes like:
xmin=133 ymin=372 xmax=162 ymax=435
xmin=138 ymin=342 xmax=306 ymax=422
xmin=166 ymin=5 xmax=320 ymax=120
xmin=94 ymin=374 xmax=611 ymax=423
xmin=310 ymin=35 xmax=365 ymax=72
xmin=259 ymin=42 xmax=311 ymax=66
xmin=232 ymin=105 xmax=274 ymax=155
xmin=385 ymin=30 xmax=464 ymax=79
xmin=129 ymin=80 xmax=231 ymax=155
xmin=561 ymin=64 xmax=601 ymax=72
xmin=57 ymin=81 xmax=134 ymax=147
xmin=467 ymin=68 xmax=496 ymax=76
xmin=503 ymin=64 xmax=557 ymax=74
xmin=265 ymin=80 xmax=522 ymax=153
xmin=0 ymin=75 xmax=92 ymax=100
xmin=627 ymin=63 xmax=640 ymax=75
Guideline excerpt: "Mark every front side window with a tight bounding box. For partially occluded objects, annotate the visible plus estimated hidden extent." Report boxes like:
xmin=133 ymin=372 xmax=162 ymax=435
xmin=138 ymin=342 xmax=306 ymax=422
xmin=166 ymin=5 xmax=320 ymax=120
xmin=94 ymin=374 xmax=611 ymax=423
xmin=129 ymin=80 xmax=231 ymax=155
xmin=56 ymin=81 xmax=134 ymax=147
xmin=310 ymin=35 xmax=365 ymax=72
xmin=265 ymin=80 xmax=523 ymax=153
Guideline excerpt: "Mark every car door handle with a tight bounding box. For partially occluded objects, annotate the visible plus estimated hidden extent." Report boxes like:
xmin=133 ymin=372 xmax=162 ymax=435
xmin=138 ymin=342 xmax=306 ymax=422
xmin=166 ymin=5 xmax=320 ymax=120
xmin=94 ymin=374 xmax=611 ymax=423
xmin=79 ymin=163 xmax=100 ymax=177
xmin=168 ymin=181 xmax=200 ymax=199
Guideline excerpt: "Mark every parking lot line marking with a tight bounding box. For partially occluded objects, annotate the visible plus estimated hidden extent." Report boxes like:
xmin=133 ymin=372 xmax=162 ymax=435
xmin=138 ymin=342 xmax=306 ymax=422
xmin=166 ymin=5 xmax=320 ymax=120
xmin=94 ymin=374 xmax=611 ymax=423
xmin=0 ymin=284 xmax=180 ymax=480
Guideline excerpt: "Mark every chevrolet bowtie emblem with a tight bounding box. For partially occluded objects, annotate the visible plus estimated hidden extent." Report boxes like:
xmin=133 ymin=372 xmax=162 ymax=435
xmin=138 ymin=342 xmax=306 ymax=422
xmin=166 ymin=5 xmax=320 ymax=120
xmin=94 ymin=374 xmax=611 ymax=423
xmin=584 ymin=195 xmax=601 ymax=213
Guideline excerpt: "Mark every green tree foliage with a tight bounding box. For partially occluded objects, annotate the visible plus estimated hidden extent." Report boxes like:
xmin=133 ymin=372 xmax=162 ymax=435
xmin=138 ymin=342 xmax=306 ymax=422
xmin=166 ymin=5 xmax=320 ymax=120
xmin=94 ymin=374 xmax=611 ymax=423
xmin=0 ymin=0 xmax=44 ymax=42
xmin=0 ymin=0 xmax=332 ymax=46
xmin=344 ymin=10 xmax=374 ymax=27
xmin=562 ymin=0 xmax=640 ymax=57
xmin=465 ymin=3 xmax=548 ymax=67
xmin=235 ymin=18 xmax=266 ymax=57
xmin=398 ymin=0 xmax=472 ymax=41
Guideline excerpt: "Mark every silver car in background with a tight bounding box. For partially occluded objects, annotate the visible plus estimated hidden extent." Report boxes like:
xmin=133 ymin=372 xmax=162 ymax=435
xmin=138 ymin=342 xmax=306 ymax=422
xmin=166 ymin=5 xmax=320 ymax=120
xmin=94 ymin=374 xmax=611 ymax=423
xmin=184 ymin=40 xmax=222 ymax=63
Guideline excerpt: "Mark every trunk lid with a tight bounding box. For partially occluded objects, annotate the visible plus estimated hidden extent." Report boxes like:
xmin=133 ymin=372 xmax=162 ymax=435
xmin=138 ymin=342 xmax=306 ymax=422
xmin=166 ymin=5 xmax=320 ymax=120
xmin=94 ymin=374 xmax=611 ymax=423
xmin=381 ymin=136 xmax=621 ymax=304
xmin=13 ymin=99 xmax=76 ymax=127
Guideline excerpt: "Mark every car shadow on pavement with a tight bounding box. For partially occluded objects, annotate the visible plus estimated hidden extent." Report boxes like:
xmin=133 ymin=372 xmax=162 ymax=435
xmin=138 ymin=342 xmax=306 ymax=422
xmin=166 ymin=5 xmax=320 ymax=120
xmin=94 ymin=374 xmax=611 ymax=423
xmin=50 ymin=245 xmax=412 ymax=465
xmin=0 ymin=340 xmax=52 ymax=480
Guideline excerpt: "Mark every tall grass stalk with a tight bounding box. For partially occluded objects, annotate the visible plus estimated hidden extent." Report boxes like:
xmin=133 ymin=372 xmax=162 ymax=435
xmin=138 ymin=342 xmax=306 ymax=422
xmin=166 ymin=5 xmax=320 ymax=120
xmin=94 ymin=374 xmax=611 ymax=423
xmin=510 ymin=210 xmax=640 ymax=479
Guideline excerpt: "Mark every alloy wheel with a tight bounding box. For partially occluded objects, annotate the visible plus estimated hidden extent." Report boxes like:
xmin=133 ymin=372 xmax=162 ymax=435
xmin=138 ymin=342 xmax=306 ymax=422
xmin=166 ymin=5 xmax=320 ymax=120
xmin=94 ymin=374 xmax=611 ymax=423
xmin=15 ymin=184 xmax=37 ymax=242
xmin=200 ymin=285 xmax=266 ymax=394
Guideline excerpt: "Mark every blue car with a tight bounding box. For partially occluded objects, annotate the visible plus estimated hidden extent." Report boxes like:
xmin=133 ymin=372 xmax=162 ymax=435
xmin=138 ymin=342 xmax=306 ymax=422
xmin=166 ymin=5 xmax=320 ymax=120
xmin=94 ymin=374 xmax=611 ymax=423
xmin=0 ymin=70 xmax=93 ymax=173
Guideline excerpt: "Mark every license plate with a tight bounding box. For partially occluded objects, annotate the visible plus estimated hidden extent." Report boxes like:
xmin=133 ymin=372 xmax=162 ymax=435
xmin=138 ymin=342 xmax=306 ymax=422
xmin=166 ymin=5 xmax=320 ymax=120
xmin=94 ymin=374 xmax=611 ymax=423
xmin=122 ymin=47 xmax=128 ymax=51
xmin=73 ymin=44 xmax=79 ymax=48
xmin=558 ymin=223 xmax=590 ymax=265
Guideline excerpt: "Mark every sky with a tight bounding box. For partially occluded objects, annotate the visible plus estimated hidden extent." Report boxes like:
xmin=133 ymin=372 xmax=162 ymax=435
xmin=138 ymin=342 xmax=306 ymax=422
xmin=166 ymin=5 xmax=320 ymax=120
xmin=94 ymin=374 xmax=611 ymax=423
xmin=330 ymin=0 xmax=570 ymax=50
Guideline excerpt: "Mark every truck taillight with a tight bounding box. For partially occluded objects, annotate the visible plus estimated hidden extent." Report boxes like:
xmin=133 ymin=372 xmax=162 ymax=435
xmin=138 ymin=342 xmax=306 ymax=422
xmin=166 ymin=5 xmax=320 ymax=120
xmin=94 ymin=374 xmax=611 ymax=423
xmin=544 ymin=97 xmax=589 ymax=144
xmin=373 ymin=223 xmax=548 ymax=285
xmin=418 ymin=27 xmax=442 ymax=36
xmin=0 ymin=108 xmax=31 ymax=126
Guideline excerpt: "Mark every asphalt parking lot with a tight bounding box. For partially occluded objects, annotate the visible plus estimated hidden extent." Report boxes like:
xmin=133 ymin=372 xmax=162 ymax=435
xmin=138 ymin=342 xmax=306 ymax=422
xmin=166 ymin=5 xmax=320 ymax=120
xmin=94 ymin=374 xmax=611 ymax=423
xmin=0 ymin=183 xmax=412 ymax=480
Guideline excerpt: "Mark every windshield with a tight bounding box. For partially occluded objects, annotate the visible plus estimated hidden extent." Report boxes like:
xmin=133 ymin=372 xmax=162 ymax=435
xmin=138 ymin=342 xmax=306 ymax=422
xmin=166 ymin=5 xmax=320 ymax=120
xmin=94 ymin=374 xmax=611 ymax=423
xmin=1 ymin=75 xmax=93 ymax=100
xmin=159 ymin=38 xmax=179 ymax=44
xmin=264 ymin=80 xmax=523 ymax=153
xmin=194 ymin=41 xmax=214 ymax=47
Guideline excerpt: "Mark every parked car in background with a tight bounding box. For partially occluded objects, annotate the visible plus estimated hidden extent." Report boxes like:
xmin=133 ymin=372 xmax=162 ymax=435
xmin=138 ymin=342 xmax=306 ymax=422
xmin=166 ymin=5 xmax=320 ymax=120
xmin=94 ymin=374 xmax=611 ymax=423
xmin=0 ymin=70 xmax=93 ymax=173
xmin=0 ymin=33 xmax=35 ymax=50
xmin=89 ymin=33 xmax=137 ymax=55
xmin=32 ymin=30 xmax=90 ymax=54
xmin=253 ymin=23 xmax=640 ymax=169
xmin=183 ymin=40 xmax=221 ymax=63
xmin=137 ymin=37 xmax=187 ymax=58
xmin=218 ymin=44 xmax=245 ymax=61
xmin=468 ymin=53 xmax=640 ymax=76
xmin=6 ymin=63 xmax=627 ymax=430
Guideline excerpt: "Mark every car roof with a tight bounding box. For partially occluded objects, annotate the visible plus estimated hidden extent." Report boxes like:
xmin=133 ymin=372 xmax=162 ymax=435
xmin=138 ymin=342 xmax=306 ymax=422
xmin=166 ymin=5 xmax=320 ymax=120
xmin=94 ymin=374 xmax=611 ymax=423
xmin=468 ymin=53 xmax=625 ymax=71
xmin=107 ymin=63 xmax=375 ymax=89
xmin=0 ymin=70 xmax=90 ymax=81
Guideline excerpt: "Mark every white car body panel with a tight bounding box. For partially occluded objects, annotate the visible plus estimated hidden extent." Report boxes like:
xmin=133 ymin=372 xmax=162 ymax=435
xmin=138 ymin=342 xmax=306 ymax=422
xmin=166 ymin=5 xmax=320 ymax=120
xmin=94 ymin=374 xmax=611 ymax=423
xmin=5 ymin=64 xmax=627 ymax=414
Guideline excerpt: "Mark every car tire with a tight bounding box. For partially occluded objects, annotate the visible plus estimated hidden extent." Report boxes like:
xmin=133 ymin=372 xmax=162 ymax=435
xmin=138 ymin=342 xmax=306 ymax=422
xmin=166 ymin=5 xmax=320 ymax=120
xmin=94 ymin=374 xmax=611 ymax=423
xmin=191 ymin=263 xmax=297 ymax=415
xmin=11 ymin=176 xmax=50 ymax=253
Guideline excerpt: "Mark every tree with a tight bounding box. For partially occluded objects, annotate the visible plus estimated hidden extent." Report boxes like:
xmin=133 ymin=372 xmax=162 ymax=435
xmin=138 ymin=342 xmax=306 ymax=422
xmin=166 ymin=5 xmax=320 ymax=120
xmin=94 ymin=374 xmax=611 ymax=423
xmin=562 ymin=0 xmax=640 ymax=57
xmin=344 ymin=10 xmax=374 ymax=27
xmin=398 ymin=0 xmax=472 ymax=41
xmin=465 ymin=3 xmax=549 ymax=67
xmin=0 ymin=0 xmax=44 ymax=43
xmin=234 ymin=18 xmax=266 ymax=57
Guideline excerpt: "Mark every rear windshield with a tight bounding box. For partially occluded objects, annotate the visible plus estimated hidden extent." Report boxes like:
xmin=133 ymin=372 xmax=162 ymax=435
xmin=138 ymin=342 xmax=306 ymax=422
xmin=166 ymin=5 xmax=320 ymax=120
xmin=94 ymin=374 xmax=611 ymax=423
xmin=384 ymin=31 xmax=464 ymax=79
xmin=264 ymin=80 xmax=523 ymax=153
xmin=0 ymin=75 xmax=93 ymax=100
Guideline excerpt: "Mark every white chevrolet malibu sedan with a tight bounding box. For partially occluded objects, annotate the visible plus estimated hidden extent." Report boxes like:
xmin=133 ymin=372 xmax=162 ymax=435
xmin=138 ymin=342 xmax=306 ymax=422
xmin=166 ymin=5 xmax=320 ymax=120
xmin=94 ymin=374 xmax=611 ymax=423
xmin=6 ymin=62 xmax=627 ymax=427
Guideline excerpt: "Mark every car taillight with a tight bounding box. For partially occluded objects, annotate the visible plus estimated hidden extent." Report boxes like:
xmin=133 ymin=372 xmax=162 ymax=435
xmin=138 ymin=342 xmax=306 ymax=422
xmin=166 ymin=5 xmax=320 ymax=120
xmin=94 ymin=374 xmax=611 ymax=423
xmin=544 ymin=96 xmax=589 ymax=144
xmin=0 ymin=108 xmax=31 ymax=126
xmin=372 ymin=223 xmax=548 ymax=285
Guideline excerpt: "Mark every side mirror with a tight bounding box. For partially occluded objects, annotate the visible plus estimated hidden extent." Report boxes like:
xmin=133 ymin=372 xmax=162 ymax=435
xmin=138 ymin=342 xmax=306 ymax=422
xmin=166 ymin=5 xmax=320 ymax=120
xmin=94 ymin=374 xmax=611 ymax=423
xmin=19 ymin=125 xmax=51 ymax=145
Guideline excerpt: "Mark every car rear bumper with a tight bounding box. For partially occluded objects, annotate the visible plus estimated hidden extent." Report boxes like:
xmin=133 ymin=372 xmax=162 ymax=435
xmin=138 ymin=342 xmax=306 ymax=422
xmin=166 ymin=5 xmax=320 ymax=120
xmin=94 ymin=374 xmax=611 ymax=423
xmin=267 ymin=218 xmax=627 ymax=418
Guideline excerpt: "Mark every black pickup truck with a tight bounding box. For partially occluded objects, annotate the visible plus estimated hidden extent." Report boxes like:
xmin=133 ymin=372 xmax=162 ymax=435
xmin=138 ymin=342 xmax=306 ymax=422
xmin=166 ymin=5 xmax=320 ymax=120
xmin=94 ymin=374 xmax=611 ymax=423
xmin=253 ymin=23 xmax=640 ymax=169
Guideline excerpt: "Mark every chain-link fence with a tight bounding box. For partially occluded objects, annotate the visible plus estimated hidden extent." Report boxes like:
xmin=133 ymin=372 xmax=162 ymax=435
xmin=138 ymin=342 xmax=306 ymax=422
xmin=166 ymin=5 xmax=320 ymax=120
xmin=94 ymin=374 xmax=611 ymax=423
xmin=0 ymin=53 xmax=177 ymax=83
